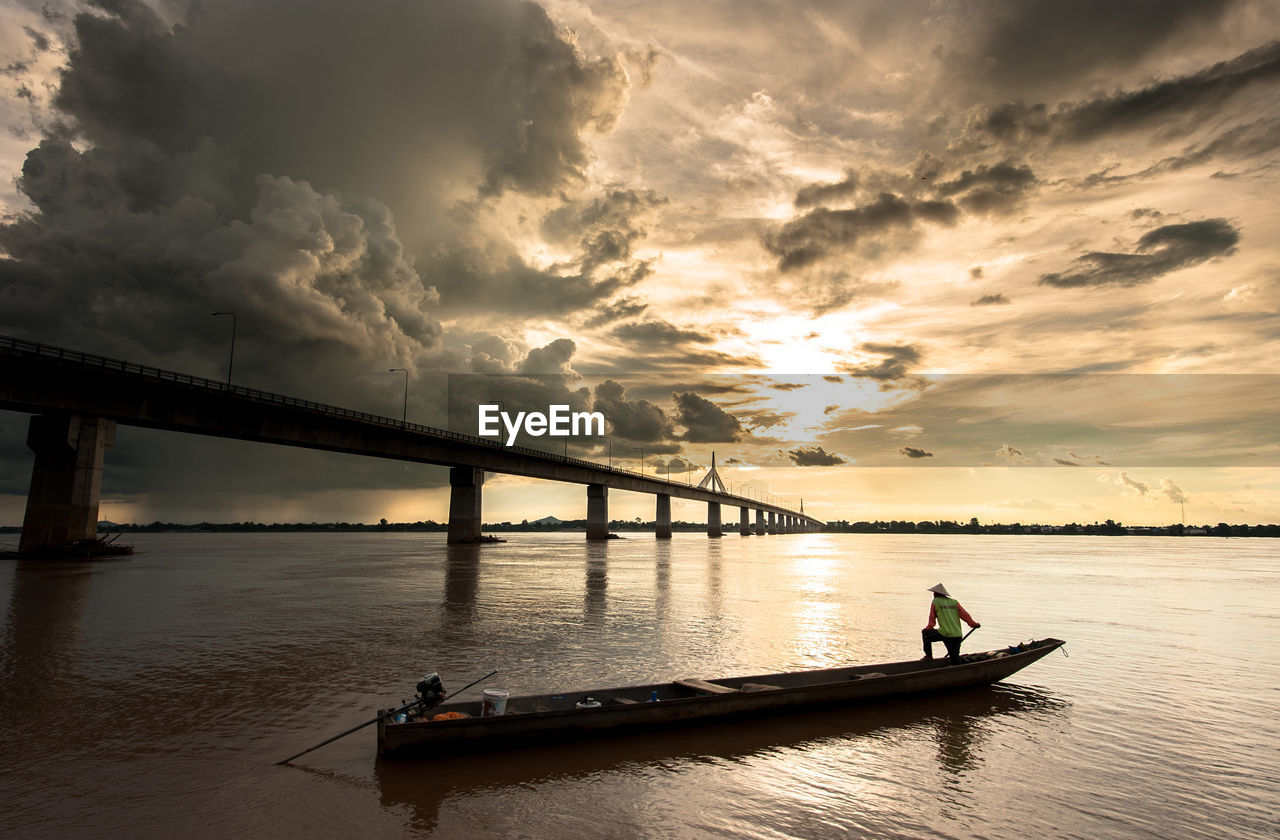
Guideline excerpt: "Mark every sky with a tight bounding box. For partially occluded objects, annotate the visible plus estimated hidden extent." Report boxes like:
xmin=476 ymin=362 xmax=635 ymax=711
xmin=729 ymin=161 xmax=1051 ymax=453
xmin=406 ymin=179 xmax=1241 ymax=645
xmin=1 ymin=0 xmax=1279 ymax=527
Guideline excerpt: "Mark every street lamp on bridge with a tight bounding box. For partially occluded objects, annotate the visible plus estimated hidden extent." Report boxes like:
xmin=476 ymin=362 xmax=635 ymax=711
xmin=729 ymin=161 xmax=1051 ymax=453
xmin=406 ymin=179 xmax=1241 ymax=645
xmin=388 ymin=368 xmax=408 ymax=426
xmin=210 ymin=311 xmax=236 ymax=386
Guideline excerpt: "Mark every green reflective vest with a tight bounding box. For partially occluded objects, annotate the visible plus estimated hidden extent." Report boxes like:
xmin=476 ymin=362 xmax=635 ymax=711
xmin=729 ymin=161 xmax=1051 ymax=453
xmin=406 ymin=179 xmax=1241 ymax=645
xmin=933 ymin=596 xmax=962 ymax=637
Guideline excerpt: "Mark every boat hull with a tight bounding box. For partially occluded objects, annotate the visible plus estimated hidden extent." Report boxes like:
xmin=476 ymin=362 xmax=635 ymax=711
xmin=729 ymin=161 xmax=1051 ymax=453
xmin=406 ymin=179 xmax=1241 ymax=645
xmin=378 ymin=638 xmax=1064 ymax=758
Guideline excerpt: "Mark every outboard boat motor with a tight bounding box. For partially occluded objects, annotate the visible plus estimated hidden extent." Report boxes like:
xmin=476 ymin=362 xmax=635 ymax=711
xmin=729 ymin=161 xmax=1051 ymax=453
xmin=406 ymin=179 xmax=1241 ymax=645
xmin=416 ymin=673 xmax=446 ymax=708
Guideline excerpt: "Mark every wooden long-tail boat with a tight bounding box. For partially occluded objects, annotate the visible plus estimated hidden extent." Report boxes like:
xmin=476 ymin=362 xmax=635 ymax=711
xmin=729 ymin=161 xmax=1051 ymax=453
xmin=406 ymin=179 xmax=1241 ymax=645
xmin=377 ymin=638 xmax=1065 ymax=758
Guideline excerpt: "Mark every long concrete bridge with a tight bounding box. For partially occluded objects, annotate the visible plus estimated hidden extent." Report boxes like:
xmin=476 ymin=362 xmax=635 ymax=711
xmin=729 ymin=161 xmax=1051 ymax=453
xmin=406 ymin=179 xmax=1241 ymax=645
xmin=0 ymin=335 xmax=823 ymax=553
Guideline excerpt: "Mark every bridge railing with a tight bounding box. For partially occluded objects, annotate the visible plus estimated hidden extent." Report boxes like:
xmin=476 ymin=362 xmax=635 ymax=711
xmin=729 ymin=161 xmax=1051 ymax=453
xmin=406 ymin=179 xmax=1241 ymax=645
xmin=1 ymin=334 xmax=815 ymax=520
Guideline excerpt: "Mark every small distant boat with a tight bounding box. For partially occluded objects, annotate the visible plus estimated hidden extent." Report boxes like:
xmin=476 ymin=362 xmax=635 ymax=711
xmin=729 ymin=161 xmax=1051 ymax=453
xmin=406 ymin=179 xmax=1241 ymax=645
xmin=377 ymin=638 xmax=1065 ymax=758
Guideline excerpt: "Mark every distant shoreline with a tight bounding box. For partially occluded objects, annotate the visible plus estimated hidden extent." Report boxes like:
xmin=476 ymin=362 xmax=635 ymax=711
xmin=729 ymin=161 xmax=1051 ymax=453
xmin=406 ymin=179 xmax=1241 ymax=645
xmin=2 ymin=519 xmax=1275 ymax=537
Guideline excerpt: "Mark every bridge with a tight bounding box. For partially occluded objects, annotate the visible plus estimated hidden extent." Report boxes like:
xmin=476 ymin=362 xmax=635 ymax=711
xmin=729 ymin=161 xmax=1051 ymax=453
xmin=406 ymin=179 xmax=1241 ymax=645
xmin=0 ymin=335 xmax=823 ymax=553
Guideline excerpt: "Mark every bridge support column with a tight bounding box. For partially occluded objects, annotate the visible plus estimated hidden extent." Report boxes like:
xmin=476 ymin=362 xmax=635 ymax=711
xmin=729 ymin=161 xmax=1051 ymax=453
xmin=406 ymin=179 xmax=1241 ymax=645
xmin=739 ymin=506 xmax=750 ymax=535
xmin=655 ymin=494 xmax=672 ymax=539
xmin=768 ymin=511 xmax=777 ymax=534
xmin=587 ymin=483 xmax=609 ymax=540
xmin=20 ymin=413 xmax=116 ymax=554
xmin=755 ymin=509 xmax=765 ymax=535
xmin=447 ymin=467 xmax=485 ymax=544
xmin=707 ymin=502 xmax=722 ymax=538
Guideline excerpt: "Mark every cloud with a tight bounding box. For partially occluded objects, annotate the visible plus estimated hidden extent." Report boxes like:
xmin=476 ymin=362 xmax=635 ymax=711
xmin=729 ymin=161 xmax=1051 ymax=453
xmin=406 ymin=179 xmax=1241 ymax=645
xmin=768 ymin=160 xmax=1034 ymax=276
xmin=971 ymin=293 xmax=1011 ymax=306
xmin=591 ymin=380 xmax=675 ymax=444
xmin=933 ymin=161 xmax=1038 ymax=215
xmin=996 ymin=443 xmax=1033 ymax=464
xmin=1082 ymin=119 xmax=1280 ymax=186
xmin=794 ymin=169 xmax=859 ymax=208
xmin=842 ymin=343 xmax=922 ymax=381
xmin=612 ymin=320 xmax=717 ymax=345
xmin=765 ymin=192 xmax=960 ymax=271
xmin=581 ymin=296 xmax=648 ymax=328
xmin=540 ymin=187 xmax=668 ymax=275
xmin=673 ymin=391 xmax=743 ymax=442
xmin=1160 ymin=477 xmax=1190 ymax=504
xmin=519 ymin=338 xmax=578 ymax=374
xmin=1118 ymin=471 xmax=1151 ymax=496
xmin=786 ymin=445 xmax=847 ymax=466
xmin=900 ymin=446 xmax=933 ymax=459
xmin=965 ymin=40 xmax=1280 ymax=147
xmin=660 ymin=455 xmax=698 ymax=474
xmin=967 ymin=0 xmax=1243 ymax=97
xmin=1038 ymin=219 xmax=1240 ymax=288
xmin=747 ymin=410 xmax=791 ymax=429
xmin=601 ymin=319 xmax=762 ymax=371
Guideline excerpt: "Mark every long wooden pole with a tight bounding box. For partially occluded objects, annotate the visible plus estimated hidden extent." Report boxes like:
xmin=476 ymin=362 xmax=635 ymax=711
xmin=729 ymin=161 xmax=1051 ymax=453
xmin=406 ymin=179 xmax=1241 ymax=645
xmin=276 ymin=669 xmax=497 ymax=766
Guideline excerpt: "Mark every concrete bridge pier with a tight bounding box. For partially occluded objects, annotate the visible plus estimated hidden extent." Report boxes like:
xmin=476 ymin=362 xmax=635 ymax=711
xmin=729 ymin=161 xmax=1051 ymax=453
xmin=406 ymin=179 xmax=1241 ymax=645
xmin=707 ymin=502 xmax=722 ymax=537
xmin=20 ymin=413 xmax=116 ymax=553
xmin=655 ymin=494 xmax=672 ymax=539
xmin=587 ymin=483 xmax=610 ymax=540
xmin=446 ymin=466 xmax=485 ymax=544
xmin=768 ymin=511 xmax=777 ymax=534
xmin=755 ymin=509 xmax=765 ymax=535
xmin=739 ymin=506 xmax=751 ymax=535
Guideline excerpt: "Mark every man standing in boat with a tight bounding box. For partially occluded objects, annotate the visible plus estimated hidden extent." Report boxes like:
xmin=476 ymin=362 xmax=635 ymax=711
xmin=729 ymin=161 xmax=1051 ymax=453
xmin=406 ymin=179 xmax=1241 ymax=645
xmin=922 ymin=583 xmax=980 ymax=665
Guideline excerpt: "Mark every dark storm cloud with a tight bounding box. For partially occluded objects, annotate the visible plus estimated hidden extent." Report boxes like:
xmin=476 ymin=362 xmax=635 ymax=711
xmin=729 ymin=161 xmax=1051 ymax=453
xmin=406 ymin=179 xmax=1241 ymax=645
xmin=900 ymin=446 xmax=933 ymax=459
xmin=766 ymin=192 xmax=960 ymax=271
xmin=22 ymin=26 xmax=51 ymax=52
xmin=540 ymin=187 xmax=668 ymax=275
xmin=612 ymin=320 xmax=717 ymax=345
xmin=794 ymin=169 xmax=858 ymax=208
xmin=673 ymin=391 xmax=743 ymax=443
xmin=842 ymin=343 xmax=922 ymax=381
xmin=933 ymin=161 xmax=1037 ymax=215
xmin=582 ymin=296 xmax=648 ymax=328
xmin=970 ymin=0 xmax=1240 ymax=96
xmin=50 ymin=0 xmax=626 ymax=206
xmin=966 ymin=40 xmax=1280 ymax=148
xmin=785 ymin=445 xmax=846 ymax=467
xmin=1082 ymin=119 xmax=1280 ymax=186
xmin=0 ymin=0 xmax=635 ymax=368
xmin=597 ymin=319 xmax=762 ymax=371
xmin=1038 ymin=219 xmax=1240 ymax=289
xmin=425 ymin=245 xmax=653 ymax=317
xmin=591 ymin=379 xmax=675 ymax=444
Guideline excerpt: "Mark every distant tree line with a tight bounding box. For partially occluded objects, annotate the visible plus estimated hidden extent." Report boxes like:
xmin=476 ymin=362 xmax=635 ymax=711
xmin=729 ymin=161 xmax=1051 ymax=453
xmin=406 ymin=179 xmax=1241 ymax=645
xmin=3 ymin=517 xmax=1274 ymax=537
xmin=823 ymin=518 xmax=1280 ymax=537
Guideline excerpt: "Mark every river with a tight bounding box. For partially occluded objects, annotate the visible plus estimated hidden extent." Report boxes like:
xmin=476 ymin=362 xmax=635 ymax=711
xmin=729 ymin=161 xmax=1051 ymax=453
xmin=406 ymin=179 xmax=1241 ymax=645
xmin=1 ymin=532 xmax=1276 ymax=839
